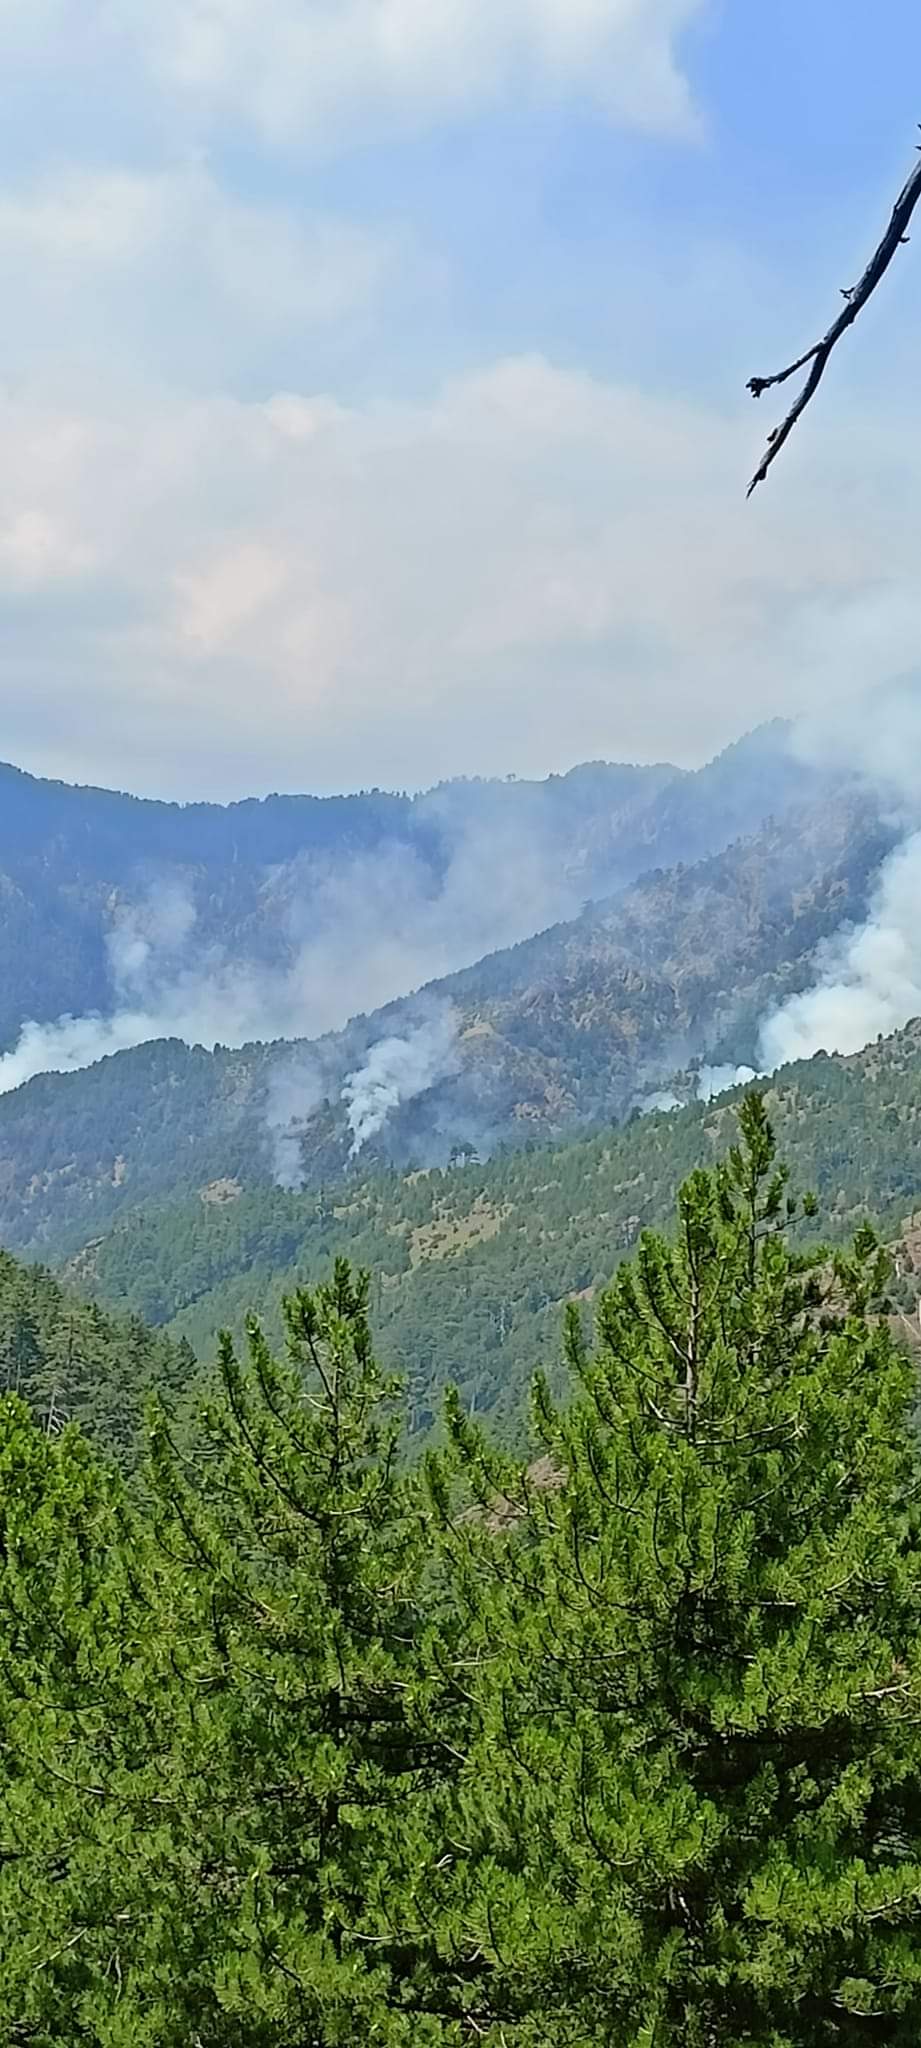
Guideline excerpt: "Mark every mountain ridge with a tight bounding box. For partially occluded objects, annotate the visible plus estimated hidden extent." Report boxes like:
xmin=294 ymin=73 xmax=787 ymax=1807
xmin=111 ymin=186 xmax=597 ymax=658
xmin=0 ymin=720 xmax=828 ymax=1055
xmin=0 ymin=782 xmax=893 ymax=1261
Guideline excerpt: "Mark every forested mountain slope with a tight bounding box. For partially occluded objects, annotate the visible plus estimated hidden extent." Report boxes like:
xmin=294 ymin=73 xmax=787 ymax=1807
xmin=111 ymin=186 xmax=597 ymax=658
xmin=0 ymin=722 xmax=820 ymax=1052
xmin=75 ymin=1017 xmax=921 ymax=1442
xmin=0 ymin=788 xmax=891 ymax=1259
xmin=0 ymin=1247 xmax=191 ymax=1461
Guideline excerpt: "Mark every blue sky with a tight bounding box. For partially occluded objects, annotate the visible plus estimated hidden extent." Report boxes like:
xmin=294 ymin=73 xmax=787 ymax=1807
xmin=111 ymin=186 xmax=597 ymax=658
xmin=2 ymin=0 xmax=921 ymax=798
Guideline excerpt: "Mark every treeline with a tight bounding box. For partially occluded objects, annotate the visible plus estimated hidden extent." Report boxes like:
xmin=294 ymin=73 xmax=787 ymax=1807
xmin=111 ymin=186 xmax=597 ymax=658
xmin=6 ymin=1098 xmax=921 ymax=2043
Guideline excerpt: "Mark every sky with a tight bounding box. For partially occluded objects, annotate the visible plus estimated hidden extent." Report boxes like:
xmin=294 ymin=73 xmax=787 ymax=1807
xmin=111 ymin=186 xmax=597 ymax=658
xmin=2 ymin=0 xmax=921 ymax=801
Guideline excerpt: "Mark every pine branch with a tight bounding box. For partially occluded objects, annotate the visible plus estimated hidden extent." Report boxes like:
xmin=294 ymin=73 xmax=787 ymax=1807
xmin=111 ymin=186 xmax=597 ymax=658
xmin=747 ymin=138 xmax=921 ymax=496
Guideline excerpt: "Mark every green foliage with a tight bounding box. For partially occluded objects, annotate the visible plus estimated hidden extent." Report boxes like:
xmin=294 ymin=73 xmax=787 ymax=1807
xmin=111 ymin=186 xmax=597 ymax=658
xmin=3 ymin=1103 xmax=921 ymax=2042
xmin=429 ymin=1096 xmax=921 ymax=2042
xmin=135 ymin=1258 xmax=449 ymax=2042
xmin=0 ymin=1263 xmax=461 ymax=2042
xmin=74 ymin=1015 xmax=921 ymax=1452
xmin=0 ymin=1246 xmax=190 ymax=1461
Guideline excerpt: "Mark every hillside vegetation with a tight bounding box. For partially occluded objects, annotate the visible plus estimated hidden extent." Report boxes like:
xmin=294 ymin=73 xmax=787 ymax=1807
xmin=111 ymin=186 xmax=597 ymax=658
xmin=5 ymin=1107 xmax=921 ymax=2043
xmin=0 ymin=1247 xmax=191 ymax=1462
xmin=77 ymin=1018 xmax=921 ymax=1440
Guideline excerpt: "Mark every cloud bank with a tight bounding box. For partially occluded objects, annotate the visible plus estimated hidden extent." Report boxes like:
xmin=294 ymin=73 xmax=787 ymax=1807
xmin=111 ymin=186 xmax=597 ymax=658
xmin=0 ymin=165 xmax=393 ymax=394
xmin=1 ymin=0 xmax=704 ymax=152
xmin=2 ymin=0 xmax=921 ymax=815
xmin=7 ymin=358 xmax=921 ymax=800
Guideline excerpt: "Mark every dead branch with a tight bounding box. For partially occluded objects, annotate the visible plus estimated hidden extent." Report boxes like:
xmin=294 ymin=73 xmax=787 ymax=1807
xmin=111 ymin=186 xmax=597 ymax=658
xmin=747 ymin=137 xmax=921 ymax=496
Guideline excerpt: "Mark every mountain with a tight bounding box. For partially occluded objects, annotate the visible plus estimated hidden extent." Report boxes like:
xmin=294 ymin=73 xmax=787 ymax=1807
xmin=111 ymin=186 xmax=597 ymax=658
xmin=0 ymin=722 xmax=824 ymax=1059
xmin=0 ymin=782 xmax=894 ymax=1261
xmin=67 ymin=1017 xmax=921 ymax=1445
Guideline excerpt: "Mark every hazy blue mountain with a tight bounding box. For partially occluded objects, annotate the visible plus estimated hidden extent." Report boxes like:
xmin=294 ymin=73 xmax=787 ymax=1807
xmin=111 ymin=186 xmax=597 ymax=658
xmin=0 ymin=782 xmax=891 ymax=1261
xmin=0 ymin=722 xmax=825 ymax=1054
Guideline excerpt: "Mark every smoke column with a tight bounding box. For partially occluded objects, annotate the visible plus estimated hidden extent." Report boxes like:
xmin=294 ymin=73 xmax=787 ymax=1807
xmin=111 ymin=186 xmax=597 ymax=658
xmin=342 ymin=1008 xmax=459 ymax=1158
xmin=759 ymin=831 xmax=921 ymax=1068
xmin=264 ymin=1052 xmax=324 ymax=1191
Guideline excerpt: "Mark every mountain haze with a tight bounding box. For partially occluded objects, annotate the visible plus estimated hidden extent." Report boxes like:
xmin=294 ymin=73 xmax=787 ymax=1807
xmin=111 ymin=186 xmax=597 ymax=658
xmin=0 ymin=722 xmax=824 ymax=1067
xmin=0 ymin=778 xmax=892 ymax=1261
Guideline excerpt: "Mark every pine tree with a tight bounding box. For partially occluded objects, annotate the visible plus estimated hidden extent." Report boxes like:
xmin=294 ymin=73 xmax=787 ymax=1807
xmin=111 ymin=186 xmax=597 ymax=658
xmin=0 ymin=1266 xmax=465 ymax=2045
xmin=0 ymin=1394 xmax=158 ymax=2043
xmin=131 ymin=1257 xmax=456 ymax=2043
xmin=432 ymin=1095 xmax=921 ymax=2045
xmin=0 ymin=1290 xmax=42 ymax=1396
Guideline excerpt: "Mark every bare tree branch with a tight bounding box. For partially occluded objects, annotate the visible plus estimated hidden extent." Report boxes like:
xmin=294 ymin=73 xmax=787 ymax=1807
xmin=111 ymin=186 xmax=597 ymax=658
xmin=747 ymin=137 xmax=921 ymax=497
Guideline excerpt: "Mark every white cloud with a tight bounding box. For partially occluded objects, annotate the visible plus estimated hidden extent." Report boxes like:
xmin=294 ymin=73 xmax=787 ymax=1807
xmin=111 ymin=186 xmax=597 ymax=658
xmin=1 ymin=0 xmax=703 ymax=152
xmin=0 ymin=165 xmax=392 ymax=390
xmin=0 ymin=508 xmax=92 ymax=586
xmin=3 ymin=354 xmax=921 ymax=798
xmin=0 ymin=162 xmax=386 ymax=312
xmin=148 ymin=0 xmax=703 ymax=146
xmin=176 ymin=542 xmax=290 ymax=655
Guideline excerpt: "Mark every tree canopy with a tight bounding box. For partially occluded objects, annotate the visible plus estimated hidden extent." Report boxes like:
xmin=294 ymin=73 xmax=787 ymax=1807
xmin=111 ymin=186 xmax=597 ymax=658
xmin=3 ymin=1098 xmax=921 ymax=2042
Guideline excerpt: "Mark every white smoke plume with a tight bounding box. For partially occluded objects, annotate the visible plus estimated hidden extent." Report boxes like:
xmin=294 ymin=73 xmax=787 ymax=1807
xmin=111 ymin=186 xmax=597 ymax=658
xmin=640 ymin=1064 xmax=756 ymax=1117
xmin=0 ymin=883 xmax=213 ymax=1093
xmin=759 ymin=831 xmax=921 ymax=1068
xmin=640 ymin=1088 xmax=682 ymax=1116
xmin=264 ymin=1052 xmax=325 ymax=1191
xmin=743 ymin=683 xmax=921 ymax=1073
xmin=0 ymin=882 xmax=295 ymax=1095
xmin=0 ymin=802 xmax=600 ymax=1100
xmin=697 ymin=1063 xmax=756 ymax=1100
xmin=342 ymin=1007 xmax=459 ymax=1158
xmin=791 ymin=675 xmax=921 ymax=822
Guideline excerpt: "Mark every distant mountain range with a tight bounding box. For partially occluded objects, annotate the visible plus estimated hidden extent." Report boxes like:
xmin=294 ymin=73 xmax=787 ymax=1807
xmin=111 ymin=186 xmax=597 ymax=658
xmin=0 ymin=772 xmax=892 ymax=1261
xmin=0 ymin=721 xmax=825 ymax=1055
xmin=1 ymin=715 xmax=919 ymax=1456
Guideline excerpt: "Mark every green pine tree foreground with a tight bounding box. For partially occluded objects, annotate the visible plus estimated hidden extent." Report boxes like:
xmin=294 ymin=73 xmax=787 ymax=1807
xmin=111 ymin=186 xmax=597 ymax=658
xmin=1 ymin=1098 xmax=921 ymax=2043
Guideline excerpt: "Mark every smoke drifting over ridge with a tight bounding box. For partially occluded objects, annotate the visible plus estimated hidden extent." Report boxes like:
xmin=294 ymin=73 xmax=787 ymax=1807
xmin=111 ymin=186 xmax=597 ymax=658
xmin=640 ymin=1064 xmax=756 ymax=1117
xmin=759 ymin=832 xmax=921 ymax=1068
xmin=265 ymin=1052 xmax=325 ymax=1192
xmin=0 ymin=884 xmax=300 ymax=1096
xmin=8 ymin=707 xmax=921 ymax=1173
xmin=757 ymin=683 xmax=921 ymax=1070
xmin=0 ymin=802 xmax=597 ymax=1100
xmin=635 ymin=689 xmax=921 ymax=1117
xmin=262 ymin=1005 xmax=462 ymax=1189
